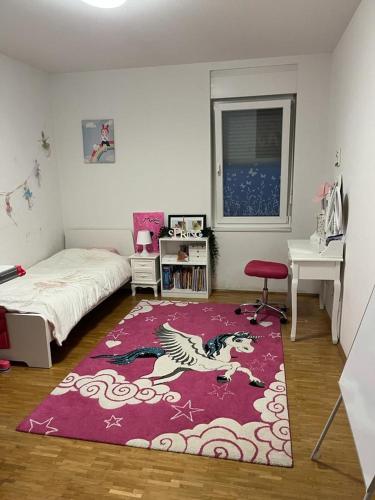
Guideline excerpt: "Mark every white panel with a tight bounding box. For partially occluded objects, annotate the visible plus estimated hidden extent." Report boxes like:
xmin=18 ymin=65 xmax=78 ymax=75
xmin=211 ymin=64 xmax=298 ymax=99
xmin=329 ymin=0 xmax=375 ymax=356
xmin=65 ymin=228 xmax=134 ymax=256
xmin=339 ymin=286 xmax=375 ymax=489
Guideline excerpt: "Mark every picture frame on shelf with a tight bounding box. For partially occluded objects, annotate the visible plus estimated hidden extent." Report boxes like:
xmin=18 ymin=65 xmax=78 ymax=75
xmin=168 ymin=214 xmax=206 ymax=233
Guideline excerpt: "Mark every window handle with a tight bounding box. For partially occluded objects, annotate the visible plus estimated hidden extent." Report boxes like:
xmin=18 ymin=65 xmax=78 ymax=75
xmin=217 ymin=163 xmax=222 ymax=176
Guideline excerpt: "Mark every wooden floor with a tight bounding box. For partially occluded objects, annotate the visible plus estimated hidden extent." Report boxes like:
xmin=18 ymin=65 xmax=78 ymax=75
xmin=0 ymin=290 xmax=364 ymax=500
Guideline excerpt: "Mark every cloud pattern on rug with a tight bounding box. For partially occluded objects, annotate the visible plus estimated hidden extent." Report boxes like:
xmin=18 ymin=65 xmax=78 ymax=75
xmin=126 ymin=365 xmax=291 ymax=466
xmin=51 ymin=369 xmax=181 ymax=409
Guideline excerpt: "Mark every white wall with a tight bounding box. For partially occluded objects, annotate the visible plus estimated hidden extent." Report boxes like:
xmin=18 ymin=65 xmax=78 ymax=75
xmin=0 ymin=53 xmax=64 ymax=267
xmin=330 ymin=0 xmax=375 ymax=355
xmin=51 ymin=53 xmax=331 ymax=292
xmin=51 ymin=64 xmax=211 ymax=229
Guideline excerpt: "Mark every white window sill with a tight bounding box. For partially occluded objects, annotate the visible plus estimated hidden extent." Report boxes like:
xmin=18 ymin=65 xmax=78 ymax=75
xmin=213 ymin=223 xmax=292 ymax=232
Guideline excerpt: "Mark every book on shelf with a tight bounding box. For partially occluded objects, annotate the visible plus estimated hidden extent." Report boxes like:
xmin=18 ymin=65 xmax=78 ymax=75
xmin=162 ymin=265 xmax=207 ymax=292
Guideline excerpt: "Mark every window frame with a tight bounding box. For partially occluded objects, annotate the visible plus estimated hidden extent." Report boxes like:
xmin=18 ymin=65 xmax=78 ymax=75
xmin=213 ymin=97 xmax=294 ymax=231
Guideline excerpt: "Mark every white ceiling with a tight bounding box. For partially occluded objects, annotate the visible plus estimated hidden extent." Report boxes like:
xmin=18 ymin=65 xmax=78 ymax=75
xmin=0 ymin=0 xmax=360 ymax=73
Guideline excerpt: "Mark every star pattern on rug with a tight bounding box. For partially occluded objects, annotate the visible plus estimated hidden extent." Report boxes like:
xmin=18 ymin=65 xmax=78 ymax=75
xmin=211 ymin=314 xmax=225 ymax=322
xmin=223 ymin=320 xmax=236 ymax=327
xmin=28 ymin=416 xmax=58 ymax=435
xmin=249 ymin=359 xmax=266 ymax=373
xmin=202 ymin=307 xmax=213 ymax=312
xmin=104 ymin=415 xmax=123 ymax=429
xmin=208 ymin=383 xmax=235 ymax=400
xmin=108 ymin=333 xmax=122 ymax=340
xmin=269 ymin=331 xmax=281 ymax=339
xmin=145 ymin=316 xmax=157 ymax=322
xmin=262 ymin=353 xmax=278 ymax=361
xmin=108 ymin=331 xmax=129 ymax=340
xmin=167 ymin=312 xmax=180 ymax=321
xmin=170 ymin=400 xmax=204 ymax=422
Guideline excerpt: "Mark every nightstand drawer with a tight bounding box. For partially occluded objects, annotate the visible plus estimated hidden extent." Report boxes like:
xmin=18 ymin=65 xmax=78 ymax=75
xmin=132 ymin=259 xmax=154 ymax=271
xmin=133 ymin=270 xmax=155 ymax=282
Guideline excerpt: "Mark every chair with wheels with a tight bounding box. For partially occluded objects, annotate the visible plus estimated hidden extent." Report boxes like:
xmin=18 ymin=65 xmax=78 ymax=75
xmin=235 ymin=260 xmax=288 ymax=324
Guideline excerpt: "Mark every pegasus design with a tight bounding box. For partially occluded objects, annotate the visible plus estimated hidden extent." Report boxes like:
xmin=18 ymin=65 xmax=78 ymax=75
xmin=93 ymin=323 xmax=265 ymax=388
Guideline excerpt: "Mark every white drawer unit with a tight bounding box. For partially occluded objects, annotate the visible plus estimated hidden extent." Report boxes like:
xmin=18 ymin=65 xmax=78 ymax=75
xmin=133 ymin=270 xmax=154 ymax=282
xmin=132 ymin=259 xmax=154 ymax=272
xmin=130 ymin=253 xmax=160 ymax=297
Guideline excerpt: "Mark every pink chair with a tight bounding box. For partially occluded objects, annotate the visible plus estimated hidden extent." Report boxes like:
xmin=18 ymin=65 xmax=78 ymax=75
xmin=235 ymin=260 xmax=288 ymax=324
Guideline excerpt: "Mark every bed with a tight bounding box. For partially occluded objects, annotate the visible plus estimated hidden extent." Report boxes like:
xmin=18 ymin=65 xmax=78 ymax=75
xmin=0 ymin=229 xmax=134 ymax=368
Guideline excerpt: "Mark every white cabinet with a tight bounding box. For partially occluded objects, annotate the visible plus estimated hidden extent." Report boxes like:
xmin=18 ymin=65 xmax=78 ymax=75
xmin=159 ymin=237 xmax=211 ymax=299
xmin=130 ymin=253 xmax=160 ymax=297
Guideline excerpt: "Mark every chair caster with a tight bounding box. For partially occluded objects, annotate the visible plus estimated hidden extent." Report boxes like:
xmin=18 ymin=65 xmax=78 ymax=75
xmin=235 ymin=308 xmax=242 ymax=315
xmin=250 ymin=318 xmax=257 ymax=325
xmin=280 ymin=317 xmax=288 ymax=324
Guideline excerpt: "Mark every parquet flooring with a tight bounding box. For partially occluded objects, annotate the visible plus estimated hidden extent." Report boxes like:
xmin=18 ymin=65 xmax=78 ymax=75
xmin=0 ymin=289 xmax=364 ymax=499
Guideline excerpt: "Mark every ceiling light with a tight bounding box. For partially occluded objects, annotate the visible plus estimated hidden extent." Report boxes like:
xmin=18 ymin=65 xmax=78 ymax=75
xmin=81 ymin=0 xmax=127 ymax=8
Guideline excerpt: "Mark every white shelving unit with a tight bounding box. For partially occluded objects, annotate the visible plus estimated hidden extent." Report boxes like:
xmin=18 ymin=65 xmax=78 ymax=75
xmin=159 ymin=237 xmax=211 ymax=299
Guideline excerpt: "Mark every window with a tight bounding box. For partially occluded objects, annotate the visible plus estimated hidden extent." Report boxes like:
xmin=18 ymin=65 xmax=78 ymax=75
xmin=213 ymin=96 xmax=295 ymax=230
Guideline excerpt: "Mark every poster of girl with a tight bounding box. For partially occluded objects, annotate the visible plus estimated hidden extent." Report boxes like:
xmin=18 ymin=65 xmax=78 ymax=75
xmin=82 ymin=119 xmax=115 ymax=163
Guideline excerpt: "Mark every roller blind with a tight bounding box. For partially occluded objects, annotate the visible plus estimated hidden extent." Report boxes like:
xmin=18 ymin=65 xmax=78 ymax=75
xmin=222 ymin=108 xmax=282 ymax=164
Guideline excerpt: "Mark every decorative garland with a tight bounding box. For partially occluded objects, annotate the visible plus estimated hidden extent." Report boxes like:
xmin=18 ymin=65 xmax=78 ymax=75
xmin=0 ymin=131 xmax=50 ymax=225
xmin=159 ymin=226 xmax=219 ymax=274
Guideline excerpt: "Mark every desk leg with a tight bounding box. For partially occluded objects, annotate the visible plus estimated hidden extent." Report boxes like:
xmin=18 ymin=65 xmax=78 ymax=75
xmin=291 ymin=277 xmax=298 ymax=341
xmin=319 ymin=280 xmax=326 ymax=310
xmin=331 ymin=279 xmax=341 ymax=344
xmin=287 ymin=272 xmax=292 ymax=309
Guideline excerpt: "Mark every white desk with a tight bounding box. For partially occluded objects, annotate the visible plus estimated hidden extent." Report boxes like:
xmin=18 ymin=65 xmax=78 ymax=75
xmin=287 ymin=239 xmax=343 ymax=344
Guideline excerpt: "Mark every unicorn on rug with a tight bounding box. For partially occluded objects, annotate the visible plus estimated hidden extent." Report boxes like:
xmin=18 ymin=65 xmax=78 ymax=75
xmin=92 ymin=323 xmax=265 ymax=388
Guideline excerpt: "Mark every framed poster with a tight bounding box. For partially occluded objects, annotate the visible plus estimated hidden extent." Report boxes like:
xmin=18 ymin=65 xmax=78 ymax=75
xmin=82 ymin=119 xmax=115 ymax=163
xmin=133 ymin=212 xmax=165 ymax=253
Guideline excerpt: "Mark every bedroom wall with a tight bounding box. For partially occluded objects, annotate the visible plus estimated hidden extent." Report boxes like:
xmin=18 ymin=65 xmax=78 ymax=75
xmin=0 ymin=53 xmax=64 ymax=267
xmin=51 ymin=53 xmax=331 ymax=292
xmin=329 ymin=0 xmax=375 ymax=355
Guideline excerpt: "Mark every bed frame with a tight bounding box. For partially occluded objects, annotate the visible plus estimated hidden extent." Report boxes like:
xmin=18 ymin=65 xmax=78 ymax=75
xmin=0 ymin=228 xmax=134 ymax=368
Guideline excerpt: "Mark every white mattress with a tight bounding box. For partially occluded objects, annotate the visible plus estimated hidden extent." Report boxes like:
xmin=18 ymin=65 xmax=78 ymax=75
xmin=0 ymin=248 xmax=131 ymax=345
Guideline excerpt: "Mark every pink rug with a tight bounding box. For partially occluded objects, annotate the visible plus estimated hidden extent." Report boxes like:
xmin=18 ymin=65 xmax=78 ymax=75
xmin=17 ymin=300 xmax=292 ymax=467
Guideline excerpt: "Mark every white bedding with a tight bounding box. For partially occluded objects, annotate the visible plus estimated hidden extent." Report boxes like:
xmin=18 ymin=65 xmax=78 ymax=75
xmin=0 ymin=248 xmax=131 ymax=345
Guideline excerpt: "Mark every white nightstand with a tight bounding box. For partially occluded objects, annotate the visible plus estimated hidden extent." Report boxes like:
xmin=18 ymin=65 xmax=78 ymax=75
xmin=130 ymin=253 xmax=160 ymax=297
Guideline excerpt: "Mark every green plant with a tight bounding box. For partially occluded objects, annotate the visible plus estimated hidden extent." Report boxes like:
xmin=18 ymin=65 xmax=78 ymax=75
xmin=158 ymin=226 xmax=170 ymax=239
xmin=201 ymin=227 xmax=219 ymax=274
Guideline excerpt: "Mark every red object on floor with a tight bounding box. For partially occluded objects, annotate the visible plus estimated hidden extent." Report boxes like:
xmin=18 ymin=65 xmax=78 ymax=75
xmin=0 ymin=307 xmax=10 ymax=349
xmin=244 ymin=260 xmax=288 ymax=280
xmin=15 ymin=265 xmax=26 ymax=276
xmin=0 ymin=359 xmax=11 ymax=371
